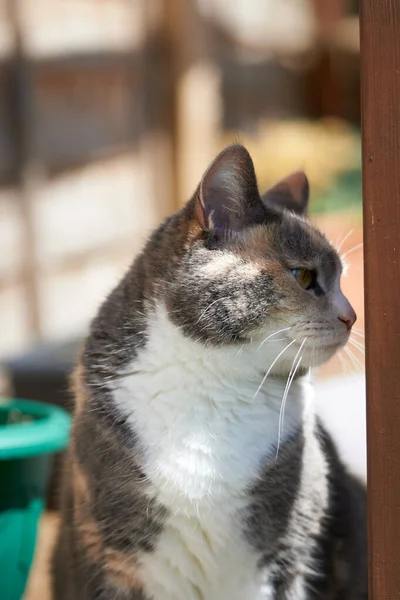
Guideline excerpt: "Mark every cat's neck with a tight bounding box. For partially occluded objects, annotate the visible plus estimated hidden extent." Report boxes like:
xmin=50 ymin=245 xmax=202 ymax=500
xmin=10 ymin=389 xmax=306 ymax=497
xmin=114 ymin=303 xmax=312 ymax=426
xmin=136 ymin=303 xmax=310 ymax=392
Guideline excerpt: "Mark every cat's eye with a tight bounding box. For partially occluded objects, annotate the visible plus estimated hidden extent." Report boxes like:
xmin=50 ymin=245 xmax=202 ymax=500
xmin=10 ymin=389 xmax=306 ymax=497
xmin=291 ymin=268 xmax=317 ymax=290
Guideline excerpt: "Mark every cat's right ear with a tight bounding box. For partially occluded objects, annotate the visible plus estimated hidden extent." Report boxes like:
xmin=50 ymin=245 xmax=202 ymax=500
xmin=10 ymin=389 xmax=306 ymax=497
xmin=261 ymin=171 xmax=309 ymax=216
xmin=194 ymin=144 xmax=266 ymax=233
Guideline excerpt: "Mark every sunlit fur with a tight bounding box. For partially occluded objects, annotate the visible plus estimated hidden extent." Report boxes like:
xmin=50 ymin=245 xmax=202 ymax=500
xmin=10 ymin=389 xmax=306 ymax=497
xmin=164 ymin=213 xmax=352 ymax=372
xmin=112 ymin=305 xmax=325 ymax=600
xmin=53 ymin=145 xmax=366 ymax=600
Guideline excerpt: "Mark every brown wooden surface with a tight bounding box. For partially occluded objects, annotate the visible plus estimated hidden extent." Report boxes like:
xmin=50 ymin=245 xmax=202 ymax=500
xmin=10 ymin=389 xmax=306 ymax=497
xmin=360 ymin=3 xmax=400 ymax=599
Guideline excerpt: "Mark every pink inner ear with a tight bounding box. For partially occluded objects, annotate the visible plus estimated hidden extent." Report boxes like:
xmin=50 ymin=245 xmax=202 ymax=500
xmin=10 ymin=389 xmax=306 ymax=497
xmin=194 ymin=144 xmax=262 ymax=232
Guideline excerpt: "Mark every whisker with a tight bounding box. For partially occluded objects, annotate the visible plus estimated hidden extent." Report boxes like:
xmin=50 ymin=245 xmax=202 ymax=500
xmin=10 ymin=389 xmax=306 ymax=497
xmin=341 ymin=242 xmax=364 ymax=261
xmin=348 ymin=337 xmax=365 ymax=353
xmin=352 ymin=327 xmax=365 ymax=337
xmin=309 ymin=343 xmax=314 ymax=368
xmin=336 ymin=229 xmax=354 ymax=253
xmin=275 ymin=337 xmax=307 ymax=457
xmin=337 ymin=350 xmax=349 ymax=373
xmin=342 ymin=349 xmax=353 ymax=372
xmin=345 ymin=265 xmax=364 ymax=273
xmin=343 ymin=346 xmax=356 ymax=371
xmin=334 ymin=228 xmax=345 ymax=248
xmin=349 ymin=347 xmax=364 ymax=370
xmin=195 ymin=297 xmax=230 ymax=324
xmin=344 ymin=345 xmax=364 ymax=371
xmin=258 ymin=327 xmax=293 ymax=349
xmin=276 ymin=348 xmax=305 ymax=461
xmin=311 ymin=343 xmax=318 ymax=369
xmin=348 ymin=339 xmax=364 ymax=351
xmin=253 ymin=339 xmax=296 ymax=399
xmin=236 ymin=343 xmax=245 ymax=357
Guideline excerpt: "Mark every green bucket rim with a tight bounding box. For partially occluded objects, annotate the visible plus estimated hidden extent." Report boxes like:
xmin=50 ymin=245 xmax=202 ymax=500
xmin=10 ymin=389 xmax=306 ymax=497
xmin=0 ymin=398 xmax=71 ymax=460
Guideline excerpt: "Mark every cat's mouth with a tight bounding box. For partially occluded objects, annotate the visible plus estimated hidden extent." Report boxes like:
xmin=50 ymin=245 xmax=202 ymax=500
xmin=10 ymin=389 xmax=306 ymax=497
xmin=313 ymin=338 xmax=347 ymax=350
xmin=289 ymin=335 xmax=349 ymax=365
xmin=292 ymin=338 xmax=344 ymax=350
xmin=290 ymin=328 xmax=350 ymax=352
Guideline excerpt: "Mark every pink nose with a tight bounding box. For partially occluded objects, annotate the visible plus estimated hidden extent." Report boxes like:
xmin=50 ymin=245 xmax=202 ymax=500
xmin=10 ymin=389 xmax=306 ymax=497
xmin=332 ymin=288 xmax=357 ymax=331
xmin=338 ymin=309 xmax=357 ymax=331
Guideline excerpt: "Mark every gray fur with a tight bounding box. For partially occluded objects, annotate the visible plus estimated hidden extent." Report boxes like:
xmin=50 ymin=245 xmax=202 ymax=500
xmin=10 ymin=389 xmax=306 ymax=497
xmin=52 ymin=144 xmax=366 ymax=600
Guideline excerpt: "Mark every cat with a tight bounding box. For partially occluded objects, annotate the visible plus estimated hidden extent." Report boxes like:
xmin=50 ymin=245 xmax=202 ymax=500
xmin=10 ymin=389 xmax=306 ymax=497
xmin=52 ymin=144 xmax=367 ymax=600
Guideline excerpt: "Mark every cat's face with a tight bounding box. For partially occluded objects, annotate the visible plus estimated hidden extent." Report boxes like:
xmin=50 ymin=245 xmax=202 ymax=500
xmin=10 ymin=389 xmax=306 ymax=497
xmin=162 ymin=145 xmax=355 ymax=372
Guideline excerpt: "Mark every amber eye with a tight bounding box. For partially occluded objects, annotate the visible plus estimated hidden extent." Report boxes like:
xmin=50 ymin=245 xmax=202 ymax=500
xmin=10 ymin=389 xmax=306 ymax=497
xmin=291 ymin=268 xmax=316 ymax=290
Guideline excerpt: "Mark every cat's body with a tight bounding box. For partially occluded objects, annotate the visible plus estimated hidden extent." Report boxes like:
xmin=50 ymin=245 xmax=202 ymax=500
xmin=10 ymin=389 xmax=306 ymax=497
xmin=53 ymin=145 xmax=367 ymax=599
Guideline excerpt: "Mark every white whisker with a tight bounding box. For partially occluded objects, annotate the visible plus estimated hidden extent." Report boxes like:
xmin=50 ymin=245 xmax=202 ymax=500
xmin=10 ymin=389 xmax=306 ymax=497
xmin=337 ymin=350 xmax=348 ymax=373
xmin=341 ymin=242 xmax=364 ymax=261
xmin=310 ymin=343 xmax=315 ymax=368
xmin=275 ymin=337 xmax=307 ymax=459
xmin=336 ymin=229 xmax=354 ymax=253
xmin=276 ymin=350 xmax=305 ymax=460
xmin=347 ymin=346 xmax=365 ymax=367
xmin=344 ymin=345 xmax=364 ymax=371
xmin=258 ymin=327 xmax=293 ymax=349
xmin=352 ymin=328 xmax=365 ymax=338
xmin=236 ymin=343 xmax=245 ymax=357
xmin=253 ymin=339 xmax=296 ymax=400
xmin=348 ymin=337 xmax=365 ymax=353
xmin=345 ymin=265 xmax=364 ymax=273
xmin=195 ymin=297 xmax=231 ymax=324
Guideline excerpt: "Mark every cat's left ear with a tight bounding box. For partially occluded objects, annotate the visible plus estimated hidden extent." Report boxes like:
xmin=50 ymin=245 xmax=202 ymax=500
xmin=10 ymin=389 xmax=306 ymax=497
xmin=261 ymin=171 xmax=309 ymax=216
xmin=194 ymin=144 xmax=266 ymax=233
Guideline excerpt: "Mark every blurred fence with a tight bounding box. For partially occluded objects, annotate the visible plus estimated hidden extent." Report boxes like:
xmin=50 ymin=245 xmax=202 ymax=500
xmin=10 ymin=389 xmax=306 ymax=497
xmin=0 ymin=0 xmax=359 ymax=359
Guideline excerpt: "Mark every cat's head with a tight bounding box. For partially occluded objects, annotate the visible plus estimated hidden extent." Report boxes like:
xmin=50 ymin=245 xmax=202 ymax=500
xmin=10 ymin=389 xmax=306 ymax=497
xmin=153 ymin=144 xmax=355 ymax=372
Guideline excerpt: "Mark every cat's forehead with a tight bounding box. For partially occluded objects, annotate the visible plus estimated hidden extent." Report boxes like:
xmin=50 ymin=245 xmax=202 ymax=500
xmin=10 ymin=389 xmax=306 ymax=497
xmin=278 ymin=213 xmax=337 ymax=259
xmin=233 ymin=213 xmax=341 ymax=282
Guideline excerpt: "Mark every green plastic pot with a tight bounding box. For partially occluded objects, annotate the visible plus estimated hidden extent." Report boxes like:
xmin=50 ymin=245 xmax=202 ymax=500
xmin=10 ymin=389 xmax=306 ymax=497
xmin=0 ymin=398 xmax=71 ymax=600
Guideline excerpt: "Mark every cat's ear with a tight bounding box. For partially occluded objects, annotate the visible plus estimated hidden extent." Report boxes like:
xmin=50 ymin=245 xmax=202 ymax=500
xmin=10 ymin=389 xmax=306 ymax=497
xmin=194 ymin=144 xmax=266 ymax=232
xmin=261 ymin=171 xmax=309 ymax=216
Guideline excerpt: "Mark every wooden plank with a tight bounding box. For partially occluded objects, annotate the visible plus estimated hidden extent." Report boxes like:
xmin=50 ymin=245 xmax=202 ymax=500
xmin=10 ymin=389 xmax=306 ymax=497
xmin=0 ymin=61 xmax=17 ymax=182
xmin=360 ymin=3 xmax=400 ymax=599
xmin=0 ymin=55 xmax=140 ymax=179
xmin=311 ymin=0 xmax=349 ymax=118
xmin=8 ymin=0 xmax=42 ymax=338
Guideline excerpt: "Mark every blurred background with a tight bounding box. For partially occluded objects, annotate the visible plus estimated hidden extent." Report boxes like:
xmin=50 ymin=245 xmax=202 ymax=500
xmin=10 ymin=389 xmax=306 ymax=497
xmin=0 ymin=1 xmax=364 ymax=597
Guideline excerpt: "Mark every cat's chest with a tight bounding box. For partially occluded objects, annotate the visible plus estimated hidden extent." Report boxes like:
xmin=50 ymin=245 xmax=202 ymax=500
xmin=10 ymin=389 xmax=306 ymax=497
xmin=114 ymin=377 xmax=284 ymax=599
xmin=149 ymin=405 xmax=283 ymax=506
xmin=113 ymin=311 xmax=305 ymax=508
xmin=112 ymin=334 xmax=306 ymax=600
xmin=139 ymin=507 xmax=267 ymax=600
xmin=115 ymin=368 xmax=303 ymax=510
xmin=138 ymin=415 xmax=272 ymax=600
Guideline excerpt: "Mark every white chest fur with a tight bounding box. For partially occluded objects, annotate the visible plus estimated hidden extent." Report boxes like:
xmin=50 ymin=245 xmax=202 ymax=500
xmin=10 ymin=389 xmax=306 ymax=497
xmin=112 ymin=306 xmax=312 ymax=600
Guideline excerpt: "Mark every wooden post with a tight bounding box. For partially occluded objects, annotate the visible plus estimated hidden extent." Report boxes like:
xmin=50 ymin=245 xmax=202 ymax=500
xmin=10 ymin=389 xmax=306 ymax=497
xmin=8 ymin=0 xmax=42 ymax=339
xmin=312 ymin=0 xmax=349 ymax=117
xmin=360 ymin=3 xmax=400 ymax=598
